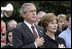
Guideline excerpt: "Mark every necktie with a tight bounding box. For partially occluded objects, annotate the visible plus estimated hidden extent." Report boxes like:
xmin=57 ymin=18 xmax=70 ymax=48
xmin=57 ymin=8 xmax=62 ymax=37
xmin=31 ymin=25 xmax=38 ymax=39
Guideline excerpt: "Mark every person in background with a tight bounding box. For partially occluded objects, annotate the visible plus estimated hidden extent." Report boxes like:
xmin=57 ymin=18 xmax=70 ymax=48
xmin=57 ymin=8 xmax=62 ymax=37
xmin=41 ymin=13 xmax=66 ymax=48
xmin=1 ymin=31 xmax=6 ymax=48
xmin=59 ymin=13 xmax=71 ymax=48
xmin=7 ymin=20 xmax=17 ymax=31
xmin=62 ymin=23 xmax=68 ymax=31
xmin=1 ymin=20 xmax=6 ymax=48
xmin=2 ymin=30 xmax=13 ymax=48
xmin=55 ymin=14 xmax=66 ymax=37
xmin=35 ymin=11 xmax=46 ymax=25
xmin=1 ymin=20 xmax=6 ymax=35
xmin=1 ymin=24 xmax=3 ymax=34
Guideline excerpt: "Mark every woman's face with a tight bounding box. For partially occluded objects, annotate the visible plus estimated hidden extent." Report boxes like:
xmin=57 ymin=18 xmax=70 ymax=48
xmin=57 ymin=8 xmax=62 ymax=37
xmin=47 ymin=20 xmax=58 ymax=33
xmin=1 ymin=22 xmax=6 ymax=34
xmin=8 ymin=32 xmax=12 ymax=44
xmin=58 ymin=18 xmax=66 ymax=30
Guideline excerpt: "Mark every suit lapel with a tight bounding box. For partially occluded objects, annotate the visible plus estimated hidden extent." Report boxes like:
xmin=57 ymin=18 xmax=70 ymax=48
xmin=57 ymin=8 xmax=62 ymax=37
xmin=35 ymin=25 xmax=43 ymax=37
xmin=22 ymin=23 xmax=35 ymax=41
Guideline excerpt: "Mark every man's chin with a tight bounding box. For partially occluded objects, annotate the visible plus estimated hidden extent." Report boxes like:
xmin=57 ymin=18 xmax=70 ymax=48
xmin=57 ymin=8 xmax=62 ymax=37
xmin=33 ymin=19 xmax=36 ymax=22
xmin=31 ymin=20 xmax=36 ymax=23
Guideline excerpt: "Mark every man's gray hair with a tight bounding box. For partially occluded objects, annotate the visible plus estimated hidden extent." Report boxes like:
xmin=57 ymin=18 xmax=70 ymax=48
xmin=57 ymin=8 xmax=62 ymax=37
xmin=20 ymin=3 xmax=35 ymax=14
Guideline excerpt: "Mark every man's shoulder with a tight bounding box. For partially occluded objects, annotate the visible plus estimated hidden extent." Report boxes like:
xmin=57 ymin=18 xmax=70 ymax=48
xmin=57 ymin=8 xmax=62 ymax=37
xmin=12 ymin=22 xmax=26 ymax=34
xmin=14 ymin=22 xmax=25 ymax=30
xmin=60 ymin=29 xmax=68 ymax=35
xmin=59 ymin=30 xmax=67 ymax=38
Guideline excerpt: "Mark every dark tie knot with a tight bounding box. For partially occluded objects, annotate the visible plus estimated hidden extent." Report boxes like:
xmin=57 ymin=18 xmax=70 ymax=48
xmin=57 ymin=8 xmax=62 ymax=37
xmin=31 ymin=25 xmax=34 ymax=29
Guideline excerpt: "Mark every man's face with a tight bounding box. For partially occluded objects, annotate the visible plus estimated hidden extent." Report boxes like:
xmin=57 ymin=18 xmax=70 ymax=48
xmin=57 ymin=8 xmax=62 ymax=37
xmin=8 ymin=21 xmax=17 ymax=29
xmin=37 ymin=12 xmax=46 ymax=22
xmin=23 ymin=5 xmax=37 ymax=23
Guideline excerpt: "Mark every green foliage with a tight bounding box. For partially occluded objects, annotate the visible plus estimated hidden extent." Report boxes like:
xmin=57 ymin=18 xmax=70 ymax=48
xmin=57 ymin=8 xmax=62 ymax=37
xmin=1 ymin=1 xmax=71 ymax=22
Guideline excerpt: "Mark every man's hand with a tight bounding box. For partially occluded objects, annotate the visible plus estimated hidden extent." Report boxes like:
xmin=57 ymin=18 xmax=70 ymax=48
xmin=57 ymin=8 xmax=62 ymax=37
xmin=35 ymin=37 xmax=44 ymax=47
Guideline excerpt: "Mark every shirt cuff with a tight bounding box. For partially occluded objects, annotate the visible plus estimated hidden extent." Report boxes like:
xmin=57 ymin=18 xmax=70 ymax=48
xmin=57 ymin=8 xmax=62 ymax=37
xmin=34 ymin=42 xmax=37 ymax=48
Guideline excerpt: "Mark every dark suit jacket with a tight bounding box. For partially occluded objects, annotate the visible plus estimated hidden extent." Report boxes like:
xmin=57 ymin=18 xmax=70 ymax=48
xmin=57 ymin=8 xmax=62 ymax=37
xmin=12 ymin=22 xmax=45 ymax=48
xmin=40 ymin=34 xmax=66 ymax=48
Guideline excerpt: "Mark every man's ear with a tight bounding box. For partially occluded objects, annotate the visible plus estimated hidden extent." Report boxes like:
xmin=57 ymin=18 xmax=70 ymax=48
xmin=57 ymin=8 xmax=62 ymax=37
xmin=21 ymin=13 xmax=25 ymax=19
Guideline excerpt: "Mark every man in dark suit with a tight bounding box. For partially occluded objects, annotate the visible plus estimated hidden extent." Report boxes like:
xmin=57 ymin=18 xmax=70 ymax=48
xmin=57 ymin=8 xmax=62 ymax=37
xmin=12 ymin=3 xmax=44 ymax=48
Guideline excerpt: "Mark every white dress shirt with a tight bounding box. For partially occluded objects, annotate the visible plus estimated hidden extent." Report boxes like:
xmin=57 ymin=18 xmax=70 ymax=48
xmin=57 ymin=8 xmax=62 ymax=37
xmin=24 ymin=21 xmax=39 ymax=37
xmin=24 ymin=21 xmax=39 ymax=48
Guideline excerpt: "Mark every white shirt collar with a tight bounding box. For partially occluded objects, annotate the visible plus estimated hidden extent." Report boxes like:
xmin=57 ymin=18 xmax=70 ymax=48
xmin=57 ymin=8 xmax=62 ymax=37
xmin=24 ymin=21 xmax=35 ymax=29
xmin=24 ymin=21 xmax=36 ymax=27
xmin=24 ymin=21 xmax=32 ymax=27
xmin=24 ymin=21 xmax=39 ymax=37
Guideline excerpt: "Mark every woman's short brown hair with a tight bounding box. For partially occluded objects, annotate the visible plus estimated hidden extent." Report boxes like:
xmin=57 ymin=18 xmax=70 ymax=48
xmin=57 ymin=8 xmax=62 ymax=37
xmin=41 ymin=13 xmax=57 ymax=31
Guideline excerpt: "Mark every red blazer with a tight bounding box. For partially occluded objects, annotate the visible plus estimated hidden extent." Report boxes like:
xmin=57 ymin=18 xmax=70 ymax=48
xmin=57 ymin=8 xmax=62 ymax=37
xmin=1 ymin=24 xmax=3 ymax=34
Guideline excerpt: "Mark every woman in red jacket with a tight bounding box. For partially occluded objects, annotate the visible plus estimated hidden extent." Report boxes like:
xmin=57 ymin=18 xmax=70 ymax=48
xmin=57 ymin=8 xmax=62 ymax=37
xmin=1 ymin=24 xmax=6 ymax=48
xmin=1 ymin=24 xmax=3 ymax=34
